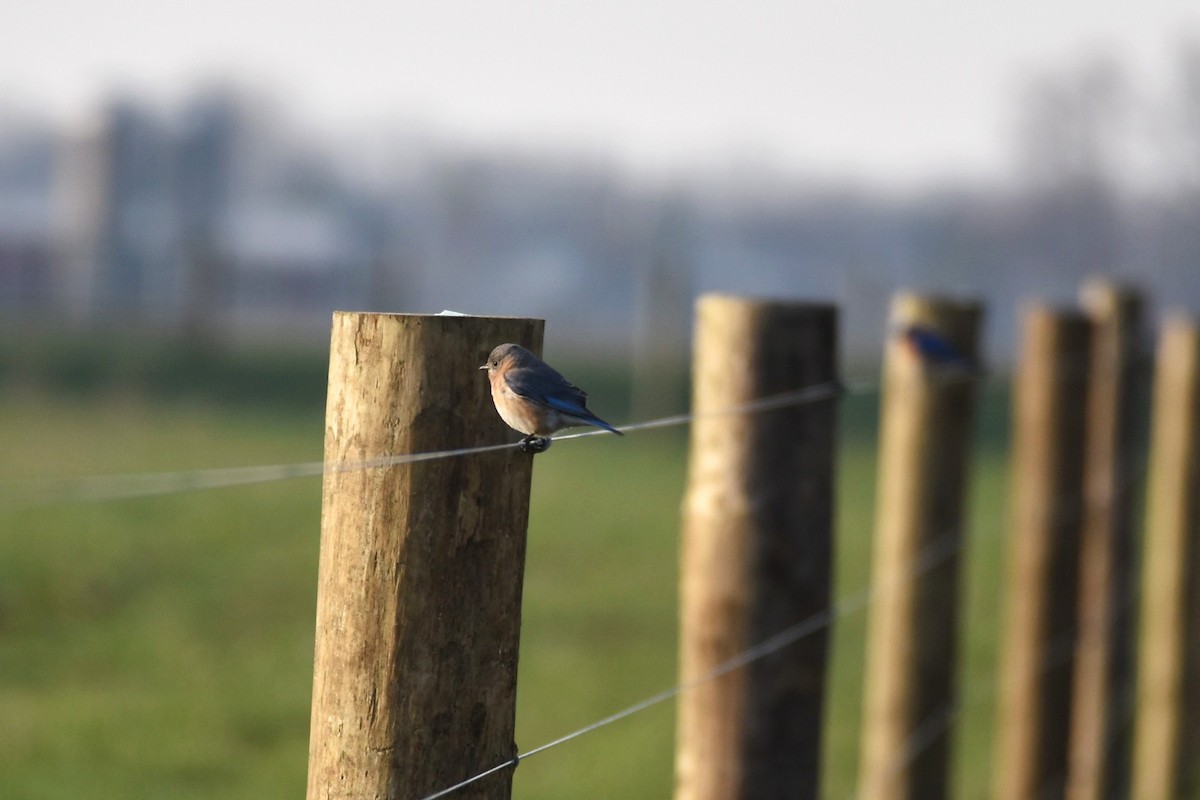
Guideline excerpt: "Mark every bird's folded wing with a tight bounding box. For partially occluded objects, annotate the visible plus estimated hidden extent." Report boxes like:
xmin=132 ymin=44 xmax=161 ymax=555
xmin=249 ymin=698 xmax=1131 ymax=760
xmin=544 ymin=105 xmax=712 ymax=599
xmin=504 ymin=369 xmax=590 ymax=414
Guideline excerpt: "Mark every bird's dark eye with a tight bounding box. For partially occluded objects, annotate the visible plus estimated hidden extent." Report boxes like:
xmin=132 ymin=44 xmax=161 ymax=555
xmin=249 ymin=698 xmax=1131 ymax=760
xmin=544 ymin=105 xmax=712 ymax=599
xmin=491 ymin=360 xmax=498 ymax=367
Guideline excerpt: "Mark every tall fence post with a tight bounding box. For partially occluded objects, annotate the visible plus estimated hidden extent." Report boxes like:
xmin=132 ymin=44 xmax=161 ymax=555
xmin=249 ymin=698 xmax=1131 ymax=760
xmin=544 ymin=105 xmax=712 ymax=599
xmin=1068 ymin=280 xmax=1143 ymax=800
xmin=1132 ymin=314 xmax=1200 ymax=800
xmin=306 ymin=312 xmax=543 ymax=800
xmin=856 ymin=293 xmax=982 ymax=800
xmin=674 ymin=294 xmax=839 ymax=800
xmin=993 ymin=306 xmax=1092 ymax=800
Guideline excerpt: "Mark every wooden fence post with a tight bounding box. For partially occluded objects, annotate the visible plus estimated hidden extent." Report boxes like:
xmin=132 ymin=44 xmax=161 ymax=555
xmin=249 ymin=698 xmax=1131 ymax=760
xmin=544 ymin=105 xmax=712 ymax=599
xmin=306 ymin=312 xmax=543 ymax=800
xmin=856 ymin=293 xmax=982 ymax=800
xmin=674 ymin=294 xmax=839 ymax=800
xmin=1068 ymin=280 xmax=1143 ymax=800
xmin=1132 ymin=315 xmax=1200 ymax=800
xmin=993 ymin=306 xmax=1092 ymax=800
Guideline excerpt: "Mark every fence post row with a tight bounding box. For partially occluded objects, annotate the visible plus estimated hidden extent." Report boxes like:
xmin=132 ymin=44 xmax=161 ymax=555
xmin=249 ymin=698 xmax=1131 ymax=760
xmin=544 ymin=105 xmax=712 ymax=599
xmin=1132 ymin=314 xmax=1200 ymax=800
xmin=856 ymin=293 xmax=982 ymax=800
xmin=992 ymin=306 xmax=1092 ymax=800
xmin=1068 ymin=281 xmax=1144 ymax=800
xmin=674 ymin=294 xmax=839 ymax=800
xmin=297 ymin=289 xmax=1200 ymax=800
xmin=306 ymin=312 xmax=543 ymax=800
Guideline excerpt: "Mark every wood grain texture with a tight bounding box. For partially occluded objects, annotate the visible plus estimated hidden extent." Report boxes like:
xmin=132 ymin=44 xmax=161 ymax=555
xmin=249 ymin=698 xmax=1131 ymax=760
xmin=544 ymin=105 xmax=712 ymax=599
xmin=306 ymin=312 xmax=543 ymax=800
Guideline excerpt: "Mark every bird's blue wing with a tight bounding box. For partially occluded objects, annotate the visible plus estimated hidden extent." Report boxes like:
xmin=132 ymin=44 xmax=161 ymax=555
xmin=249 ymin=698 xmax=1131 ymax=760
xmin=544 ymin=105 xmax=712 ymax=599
xmin=541 ymin=392 xmax=592 ymax=417
xmin=504 ymin=366 xmax=622 ymax=434
xmin=912 ymin=328 xmax=965 ymax=362
xmin=504 ymin=368 xmax=587 ymax=411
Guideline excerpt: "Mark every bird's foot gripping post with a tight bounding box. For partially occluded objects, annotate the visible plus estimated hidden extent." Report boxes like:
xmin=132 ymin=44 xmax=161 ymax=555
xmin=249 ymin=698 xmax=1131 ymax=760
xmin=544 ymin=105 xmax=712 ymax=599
xmin=518 ymin=434 xmax=553 ymax=453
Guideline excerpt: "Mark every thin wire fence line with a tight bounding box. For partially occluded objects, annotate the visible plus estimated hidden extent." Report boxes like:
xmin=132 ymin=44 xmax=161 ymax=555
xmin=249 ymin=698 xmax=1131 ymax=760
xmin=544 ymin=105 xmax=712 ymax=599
xmin=860 ymin=450 xmax=1151 ymax=800
xmin=841 ymin=351 xmax=1152 ymax=800
xmin=859 ymin=699 xmax=962 ymax=800
xmin=0 ymin=377 xmax=866 ymax=508
xmin=1026 ymin=546 xmax=1147 ymax=800
xmin=5 ymin=349 xmax=1147 ymax=793
xmin=752 ymin=351 xmax=1143 ymax=800
xmin=2 ymin=358 xmax=1113 ymax=785
xmin=0 ymin=336 xmax=1142 ymax=509
xmin=404 ymin=351 xmax=1139 ymax=797
xmin=0 ymin=359 xmax=1007 ymax=509
xmin=877 ymin=611 xmax=1104 ymax=800
xmin=0 ymin=445 xmax=514 ymax=507
xmin=418 ymin=527 xmax=966 ymax=800
xmin=1029 ymin=643 xmax=1140 ymax=800
xmin=554 ymin=377 xmax=856 ymax=442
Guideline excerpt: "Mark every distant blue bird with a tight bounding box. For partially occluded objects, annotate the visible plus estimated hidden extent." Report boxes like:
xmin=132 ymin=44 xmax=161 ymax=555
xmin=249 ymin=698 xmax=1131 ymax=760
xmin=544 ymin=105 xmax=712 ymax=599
xmin=897 ymin=324 xmax=975 ymax=369
xmin=480 ymin=343 xmax=623 ymax=452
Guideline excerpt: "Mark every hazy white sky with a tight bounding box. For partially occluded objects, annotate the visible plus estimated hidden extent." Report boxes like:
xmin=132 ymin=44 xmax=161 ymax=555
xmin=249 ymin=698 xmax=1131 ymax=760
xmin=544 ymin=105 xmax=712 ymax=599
xmin=3 ymin=0 xmax=1197 ymax=184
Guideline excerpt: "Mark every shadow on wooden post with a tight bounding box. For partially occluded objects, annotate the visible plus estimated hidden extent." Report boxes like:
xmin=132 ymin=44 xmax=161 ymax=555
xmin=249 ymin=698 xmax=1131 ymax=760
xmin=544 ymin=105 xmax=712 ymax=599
xmin=856 ymin=293 xmax=982 ymax=800
xmin=993 ymin=305 xmax=1092 ymax=800
xmin=674 ymin=294 xmax=839 ymax=800
xmin=1132 ymin=314 xmax=1200 ymax=800
xmin=306 ymin=312 xmax=543 ymax=800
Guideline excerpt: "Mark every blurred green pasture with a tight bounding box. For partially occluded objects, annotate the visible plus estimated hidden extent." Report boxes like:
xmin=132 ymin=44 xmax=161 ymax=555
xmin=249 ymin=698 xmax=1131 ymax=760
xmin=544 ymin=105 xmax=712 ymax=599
xmin=0 ymin=350 xmax=1012 ymax=799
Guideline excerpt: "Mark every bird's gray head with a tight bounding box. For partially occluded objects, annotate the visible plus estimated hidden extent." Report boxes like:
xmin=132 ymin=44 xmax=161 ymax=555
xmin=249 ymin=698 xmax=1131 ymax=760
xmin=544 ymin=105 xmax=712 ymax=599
xmin=480 ymin=343 xmax=537 ymax=374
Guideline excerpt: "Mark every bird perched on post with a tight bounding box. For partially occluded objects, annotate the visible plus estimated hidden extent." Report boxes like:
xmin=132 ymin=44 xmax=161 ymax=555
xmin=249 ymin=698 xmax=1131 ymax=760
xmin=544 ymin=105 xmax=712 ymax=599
xmin=480 ymin=343 xmax=623 ymax=452
xmin=896 ymin=323 xmax=977 ymax=372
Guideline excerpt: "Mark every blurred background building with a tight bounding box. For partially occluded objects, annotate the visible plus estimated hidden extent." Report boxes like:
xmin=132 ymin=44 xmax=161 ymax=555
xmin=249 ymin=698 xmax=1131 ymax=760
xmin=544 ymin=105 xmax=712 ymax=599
xmin=0 ymin=38 xmax=1199 ymax=365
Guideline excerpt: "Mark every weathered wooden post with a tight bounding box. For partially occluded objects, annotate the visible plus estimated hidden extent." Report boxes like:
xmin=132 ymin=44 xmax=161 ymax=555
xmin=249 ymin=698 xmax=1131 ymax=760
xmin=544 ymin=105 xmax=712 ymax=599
xmin=1131 ymin=314 xmax=1200 ymax=800
xmin=674 ymin=294 xmax=839 ymax=800
xmin=993 ymin=306 xmax=1092 ymax=800
xmin=856 ymin=293 xmax=982 ymax=800
xmin=1068 ymin=280 xmax=1143 ymax=800
xmin=306 ymin=312 xmax=542 ymax=800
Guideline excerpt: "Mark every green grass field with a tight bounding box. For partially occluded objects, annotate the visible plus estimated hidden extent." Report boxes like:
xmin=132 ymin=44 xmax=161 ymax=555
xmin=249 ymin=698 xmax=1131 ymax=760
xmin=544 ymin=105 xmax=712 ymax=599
xmin=0 ymin=383 xmax=1012 ymax=799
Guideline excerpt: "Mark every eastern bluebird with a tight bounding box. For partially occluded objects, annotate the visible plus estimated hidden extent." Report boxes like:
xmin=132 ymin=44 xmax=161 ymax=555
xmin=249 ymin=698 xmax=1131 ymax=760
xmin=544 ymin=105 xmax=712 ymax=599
xmin=896 ymin=323 xmax=976 ymax=370
xmin=480 ymin=343 xmax=623 ymax=452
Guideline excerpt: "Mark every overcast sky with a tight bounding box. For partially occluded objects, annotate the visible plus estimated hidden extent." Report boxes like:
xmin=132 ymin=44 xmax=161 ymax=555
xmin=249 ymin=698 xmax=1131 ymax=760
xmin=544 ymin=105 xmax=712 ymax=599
xmin=3 ymin=1 xmax=1197 ymax=185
